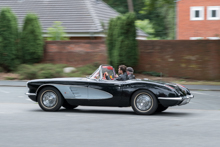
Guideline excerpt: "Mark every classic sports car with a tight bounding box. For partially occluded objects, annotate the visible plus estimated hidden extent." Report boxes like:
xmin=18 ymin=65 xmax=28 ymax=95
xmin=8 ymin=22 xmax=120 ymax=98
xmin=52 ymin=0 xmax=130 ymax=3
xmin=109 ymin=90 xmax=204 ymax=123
xmin=26 ymin=65 xmax=194 ymax=115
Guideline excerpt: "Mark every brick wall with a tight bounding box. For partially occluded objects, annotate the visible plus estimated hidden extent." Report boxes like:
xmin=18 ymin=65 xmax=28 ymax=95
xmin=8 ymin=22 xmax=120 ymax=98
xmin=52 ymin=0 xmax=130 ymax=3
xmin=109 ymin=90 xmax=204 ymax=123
xmin=42 ymin=40 xmax=107 ymax=67
xmin=42 ymin=40 xmax=220 ymax=80
xmin=136 ymin=40 xmax=220 ymax=80
xmin=177 ymin=0 xmax=220 ymax=40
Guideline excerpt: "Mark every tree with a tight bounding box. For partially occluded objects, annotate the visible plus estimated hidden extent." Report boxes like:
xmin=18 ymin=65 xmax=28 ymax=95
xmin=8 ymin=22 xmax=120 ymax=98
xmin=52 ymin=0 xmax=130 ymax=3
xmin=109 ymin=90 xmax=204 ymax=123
xmin=46 ymin=21 xmax=69 ymax=41
xmin=135 ymin=19 xmax=159 ymax=40
xmin=104 ymin=0 xmax=176 ymax=40
xmin=107 ymin=13 xmax=138 ymax=69
xmin=0 ymin=8 xmax=19 ymax=71
xmin=20 ymin=13 xmax=44 ymax=64
xmin=103 ymin=0 xmax=146 ymax=20
xmin=141 ymin=0 xmax=176 ymax=39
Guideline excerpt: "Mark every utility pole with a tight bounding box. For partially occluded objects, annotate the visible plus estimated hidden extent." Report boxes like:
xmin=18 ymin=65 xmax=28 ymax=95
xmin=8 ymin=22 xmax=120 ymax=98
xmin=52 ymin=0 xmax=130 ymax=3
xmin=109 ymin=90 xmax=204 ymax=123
xmin=127 ymin=0 xmax=134 ymax=12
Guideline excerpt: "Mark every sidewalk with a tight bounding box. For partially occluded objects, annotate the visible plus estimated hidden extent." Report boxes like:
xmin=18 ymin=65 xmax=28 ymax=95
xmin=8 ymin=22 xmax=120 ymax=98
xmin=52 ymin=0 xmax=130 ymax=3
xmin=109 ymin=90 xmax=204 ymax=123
xmin=0 ymin=80 xmax=220 ymax=91
xmin=183 ymin=85 xmax=220 ymax=91
xmin=0 ymin=80 xmax=27 ymax=87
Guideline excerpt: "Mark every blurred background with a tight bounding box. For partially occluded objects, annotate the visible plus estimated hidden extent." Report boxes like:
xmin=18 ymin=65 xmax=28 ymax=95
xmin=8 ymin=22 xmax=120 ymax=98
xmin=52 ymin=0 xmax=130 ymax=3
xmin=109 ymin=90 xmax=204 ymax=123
xmin=0 ymin=0 xmax=219 ymax=84
xmin=0 ymin=1 xmax=220 ymax=147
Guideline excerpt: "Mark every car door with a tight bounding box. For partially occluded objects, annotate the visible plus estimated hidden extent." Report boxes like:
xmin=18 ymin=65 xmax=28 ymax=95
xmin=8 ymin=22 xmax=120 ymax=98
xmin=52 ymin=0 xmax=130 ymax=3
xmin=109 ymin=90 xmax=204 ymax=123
xmin=87 ymin=79 xmax=124 ymax=106
xmin=64 ymin=80 xmax=89 ymax=105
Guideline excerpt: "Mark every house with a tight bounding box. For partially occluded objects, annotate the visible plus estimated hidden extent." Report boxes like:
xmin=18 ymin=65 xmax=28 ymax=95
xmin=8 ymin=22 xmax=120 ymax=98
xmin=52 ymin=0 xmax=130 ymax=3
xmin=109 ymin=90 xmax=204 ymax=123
xmin=0 ymin=0 xmax=147 ymax=40
xmin=177 ymin=0 xmax=220 ymax=40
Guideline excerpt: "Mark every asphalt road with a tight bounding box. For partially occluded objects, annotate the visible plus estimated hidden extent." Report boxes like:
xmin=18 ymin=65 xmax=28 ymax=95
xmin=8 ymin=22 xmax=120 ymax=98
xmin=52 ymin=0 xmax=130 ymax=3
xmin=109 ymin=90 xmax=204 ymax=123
xmin=0 ymin=87 xmax=220 ymax=147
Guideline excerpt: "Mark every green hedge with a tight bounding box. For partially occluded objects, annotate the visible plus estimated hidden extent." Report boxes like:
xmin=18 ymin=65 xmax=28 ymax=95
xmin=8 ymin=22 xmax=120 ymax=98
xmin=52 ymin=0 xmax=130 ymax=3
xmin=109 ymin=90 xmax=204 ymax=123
xmin=0 ymin=8 xmax=19 ymax=71
xmin=20 ymin=13 xmax=44 ymax=64
xmin=106 ymin=13 xmax=138 ymax=70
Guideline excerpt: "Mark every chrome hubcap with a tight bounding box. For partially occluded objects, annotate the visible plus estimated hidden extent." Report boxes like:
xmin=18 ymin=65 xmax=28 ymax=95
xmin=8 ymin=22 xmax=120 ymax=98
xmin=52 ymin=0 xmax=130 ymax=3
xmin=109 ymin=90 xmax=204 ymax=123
xmin=42 ymin=91 xmax=57 ymax=108
xmin=136 ymin=94 xmax=152 ymax=111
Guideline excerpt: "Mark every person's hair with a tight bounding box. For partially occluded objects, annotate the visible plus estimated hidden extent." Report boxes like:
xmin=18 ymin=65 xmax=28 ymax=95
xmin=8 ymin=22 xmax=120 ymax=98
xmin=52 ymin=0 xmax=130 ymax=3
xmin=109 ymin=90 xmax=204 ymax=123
xmin=127 ymin=67 xmax=134 ymax=74
xmin=119 ymin=65 xmax=127 ymax=73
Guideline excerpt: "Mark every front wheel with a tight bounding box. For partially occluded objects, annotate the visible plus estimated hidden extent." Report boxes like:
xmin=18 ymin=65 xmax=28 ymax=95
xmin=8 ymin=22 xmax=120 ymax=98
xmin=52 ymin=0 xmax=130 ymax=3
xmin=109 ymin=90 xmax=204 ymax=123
xmin=38 ymin=87 xmax=63 ymax=111
xmin=131 ymin=90 xmax=158 ymax=115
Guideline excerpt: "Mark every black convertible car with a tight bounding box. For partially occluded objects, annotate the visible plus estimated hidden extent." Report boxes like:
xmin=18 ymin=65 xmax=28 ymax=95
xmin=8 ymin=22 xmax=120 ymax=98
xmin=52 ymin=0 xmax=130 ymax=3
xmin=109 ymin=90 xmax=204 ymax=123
xmin=26 ymin=65 xmax=194 ymax=115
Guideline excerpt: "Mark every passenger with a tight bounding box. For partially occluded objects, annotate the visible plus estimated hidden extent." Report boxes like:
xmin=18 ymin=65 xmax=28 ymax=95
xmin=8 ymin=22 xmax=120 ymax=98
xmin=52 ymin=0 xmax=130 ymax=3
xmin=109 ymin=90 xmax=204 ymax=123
xmin=105 ymin=65 xmax=128 ymax=81
xmin=127 ymin=67 xmax=135 ymax=80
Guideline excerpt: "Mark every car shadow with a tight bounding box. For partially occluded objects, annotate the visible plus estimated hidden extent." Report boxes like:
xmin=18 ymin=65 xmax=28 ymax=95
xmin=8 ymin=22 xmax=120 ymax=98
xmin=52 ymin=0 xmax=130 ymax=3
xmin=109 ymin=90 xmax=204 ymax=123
xmin=31 ymin=108 xmax=193 ymax=116
xmin=154 ymin=111 xmax=193 ymax=117
xmin=59 ymin=108 xmax=135 ymax=115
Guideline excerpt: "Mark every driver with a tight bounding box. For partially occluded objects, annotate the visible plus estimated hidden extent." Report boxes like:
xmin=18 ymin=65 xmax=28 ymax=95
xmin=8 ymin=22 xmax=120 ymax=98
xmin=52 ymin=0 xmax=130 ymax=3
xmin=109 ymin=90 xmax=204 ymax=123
xmin=105 ymin=65 xmax=128 ymax=81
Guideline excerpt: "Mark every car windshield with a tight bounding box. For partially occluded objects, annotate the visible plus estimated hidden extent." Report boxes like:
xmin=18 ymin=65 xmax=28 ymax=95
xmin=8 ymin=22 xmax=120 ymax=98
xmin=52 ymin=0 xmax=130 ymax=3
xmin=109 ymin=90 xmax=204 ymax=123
xmin=102 ymin=66 xmax=115 ymax=79
xmin=90 ymin=68 xmax=100 ymax=79
xmin=89 ymin=65 xmax=115 ymax=80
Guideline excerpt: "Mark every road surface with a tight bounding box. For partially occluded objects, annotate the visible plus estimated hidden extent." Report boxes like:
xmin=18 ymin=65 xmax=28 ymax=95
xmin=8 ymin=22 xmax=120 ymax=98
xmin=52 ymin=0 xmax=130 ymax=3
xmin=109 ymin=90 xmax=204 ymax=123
xmin=0 ymin=86 xmax=220 ymax=147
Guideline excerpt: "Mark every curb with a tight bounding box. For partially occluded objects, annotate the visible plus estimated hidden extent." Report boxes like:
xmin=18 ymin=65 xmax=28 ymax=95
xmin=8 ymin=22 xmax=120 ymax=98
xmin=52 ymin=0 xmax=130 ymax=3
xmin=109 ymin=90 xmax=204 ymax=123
xmin=0 ymin=85 xmax=26 ymax=87
xmin=189 ymin=89 xmax=220 ymax=91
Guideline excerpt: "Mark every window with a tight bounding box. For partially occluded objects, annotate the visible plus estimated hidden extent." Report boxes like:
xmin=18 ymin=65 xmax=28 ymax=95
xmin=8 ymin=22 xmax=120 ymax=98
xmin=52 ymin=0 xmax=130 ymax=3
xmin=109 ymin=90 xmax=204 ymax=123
xmin=190 ymin=37 xmax=204 ymax=40
xmin=207 ymin=6 xmax=220 ymax=20
xmin=207 ymin=37 xmax=220 ymax=40
xmin=190 ymin=7 xmax=204 ymax=20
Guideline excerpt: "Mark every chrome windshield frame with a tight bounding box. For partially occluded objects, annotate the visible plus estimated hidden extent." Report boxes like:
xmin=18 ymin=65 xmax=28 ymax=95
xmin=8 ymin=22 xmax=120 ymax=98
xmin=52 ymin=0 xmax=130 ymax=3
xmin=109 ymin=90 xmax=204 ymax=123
xmin=89 ymin=65 xmax=102 ymax=80
xmin=89 ymin=65 xmax=114 ymax=81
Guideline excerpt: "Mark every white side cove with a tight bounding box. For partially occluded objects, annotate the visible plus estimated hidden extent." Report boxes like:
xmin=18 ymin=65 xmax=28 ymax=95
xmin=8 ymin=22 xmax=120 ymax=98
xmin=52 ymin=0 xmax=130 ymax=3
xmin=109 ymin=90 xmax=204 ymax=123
xmin=46 ymin=85 xmax=113 ymax=100
xmin=88 ymin=87 xmax=113 ymax=99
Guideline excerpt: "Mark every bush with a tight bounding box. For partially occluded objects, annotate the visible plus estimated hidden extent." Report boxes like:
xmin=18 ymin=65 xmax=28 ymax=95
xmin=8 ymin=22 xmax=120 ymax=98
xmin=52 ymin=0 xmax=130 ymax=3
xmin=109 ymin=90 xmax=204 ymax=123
xmin=20 ymin=13 xmax=44 ymax=64
xmin=16 ymin=64 xmax=66 ymax=80
xmin=16 ymin=63 xmax=99 ymax=80
xmin=0 ymin=8 xmax=19 ymax=71
xmin=76 ymin=64 xmax=98 ymax=75
xmin=65 ymin=64 xmax=99 ymax=77
xmin=142 ymin=71 xmax=162 ymax=77
xmin=0 ymin=66 xmax=4 ymax=72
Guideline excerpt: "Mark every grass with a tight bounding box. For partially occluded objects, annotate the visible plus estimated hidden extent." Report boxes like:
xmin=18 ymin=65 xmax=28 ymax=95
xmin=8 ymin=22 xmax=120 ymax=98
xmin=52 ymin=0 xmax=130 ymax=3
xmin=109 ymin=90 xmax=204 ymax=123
xmin=4 ymin=77 xmax=17 ymax=80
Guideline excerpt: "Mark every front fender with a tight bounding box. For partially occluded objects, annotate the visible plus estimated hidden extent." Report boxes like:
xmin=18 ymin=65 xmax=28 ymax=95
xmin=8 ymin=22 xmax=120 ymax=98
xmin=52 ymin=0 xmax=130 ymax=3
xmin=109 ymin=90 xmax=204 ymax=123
xmin=121 ymin=83 xmax=180 ymax=107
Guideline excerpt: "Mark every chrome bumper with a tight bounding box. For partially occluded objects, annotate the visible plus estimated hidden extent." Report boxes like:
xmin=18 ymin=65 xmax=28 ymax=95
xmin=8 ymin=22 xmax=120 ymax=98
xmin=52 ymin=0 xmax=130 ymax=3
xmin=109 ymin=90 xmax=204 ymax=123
xmin=25 ymin=93 xmax=37 ymax=102
xmin=25 ymin=93 xmax=36 ymax=96
xmin=158 ymin=94 xmax=194 ymax=106
xmin=179 ymin=94 xmax=194 ymax=106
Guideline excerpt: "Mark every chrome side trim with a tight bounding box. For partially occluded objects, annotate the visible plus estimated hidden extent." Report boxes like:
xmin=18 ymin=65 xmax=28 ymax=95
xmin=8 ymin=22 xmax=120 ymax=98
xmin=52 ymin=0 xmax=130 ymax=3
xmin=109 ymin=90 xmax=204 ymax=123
xmin=25 ymin=93 xmax=36 ymax=96
xmin=158 ymin=97 xmax=182 ymax=100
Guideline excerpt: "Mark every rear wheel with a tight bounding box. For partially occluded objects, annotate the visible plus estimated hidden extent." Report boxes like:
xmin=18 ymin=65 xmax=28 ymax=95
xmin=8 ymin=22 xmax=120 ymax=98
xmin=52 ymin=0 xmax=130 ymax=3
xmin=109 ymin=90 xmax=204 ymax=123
xmin=156 ymin=105 xmax=168 ymax=113
xmin=131 ymin=90 xmax=158 ymax=115
xmin=37 ymin=87 xmax=63 ymax=111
